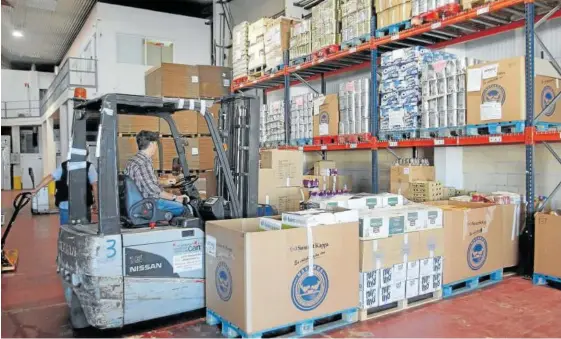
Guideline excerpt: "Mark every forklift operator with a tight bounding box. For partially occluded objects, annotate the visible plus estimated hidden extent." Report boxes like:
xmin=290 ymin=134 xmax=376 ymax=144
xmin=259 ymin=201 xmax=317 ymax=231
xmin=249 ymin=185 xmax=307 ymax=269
xmin=32 ymin=150 xmax=98 ymax=225
xmin=124 ymin=130 xmax=189 ymax=217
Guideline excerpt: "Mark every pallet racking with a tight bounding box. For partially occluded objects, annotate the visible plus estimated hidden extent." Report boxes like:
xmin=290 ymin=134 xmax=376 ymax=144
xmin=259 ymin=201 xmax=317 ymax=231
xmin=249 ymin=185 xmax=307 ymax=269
xmin=232 ymin=0 xmax=561 ymax=248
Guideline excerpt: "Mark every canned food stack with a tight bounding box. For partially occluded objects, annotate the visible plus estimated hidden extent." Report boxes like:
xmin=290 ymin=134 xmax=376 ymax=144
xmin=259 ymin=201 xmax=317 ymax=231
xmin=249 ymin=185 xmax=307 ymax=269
xmin=248 ymin=18 xmax=271 ymax=72
xmin=420 ymin=57 xmax=473 ymax=129
xmin=376 ymin=0 xmax=412 ymax=29
xmin=233 ymin=22 xmax=249 ymax=79
xmin=289 ymin=19 xmax=312 ymax=61
xmin=311 ymin=0 xmax=341 ymax=53
xmin=265 ymin=17 xmax=294 ymax=71
xmin=341 ymin=0 xmax=373 ymax=43
xmin=290 ymin=93 xmax=316 ymax=142
xmin=339 ymin=77 xmax=370 ymax=135
xmin=260 ymin=100 xmax=286 ymax=146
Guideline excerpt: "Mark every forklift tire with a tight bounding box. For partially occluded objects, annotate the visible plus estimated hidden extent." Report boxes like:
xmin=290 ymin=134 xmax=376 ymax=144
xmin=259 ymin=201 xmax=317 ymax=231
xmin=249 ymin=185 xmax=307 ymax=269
xmin=69 ymin=292 xmax=90 ymax=329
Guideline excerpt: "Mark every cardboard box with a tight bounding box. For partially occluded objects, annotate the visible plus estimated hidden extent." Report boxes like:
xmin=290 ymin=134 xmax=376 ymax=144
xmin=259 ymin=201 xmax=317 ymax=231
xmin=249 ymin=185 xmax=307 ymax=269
xmin=429 ymin=201 xmax=504 ymax=284
xmin=186 ymin=137 xmax=214 ymax=170
xmin=258 ymin=184 xmax=301 ymax=213
xmin=313 ymin=94 xmax=340 ymax=137
xmin=359 ymin=270 xmax=380 ymax=309
xmin=407 ymin=260 xmax=420 ymax=279
xmin=411 ymin=181 xmax=443 ymax=202
xmin=359 ymin=232 xmax=422 ymax=272
xmin=405 ymin=278 xmax=419 ymax=298
xmin=160 ymin=104 xmax=219 ymax=135
xmin=467 ymin=57 xmax=561 ymax=125
xmin=282 ymin=208 xmax=359 ymax=228
xmin=118 ymin=137 xmax=160 ymax=170
xmin=196 ymin=170 xmax=218 ymax=199
xmin=390 ymin=166 xmax=435 ymax=199
xmin=303 ymin=175 xmax=353 ymax=192
xmin=205 ymin=218 xmax=359 ymax=334
xmin=534 ymin=213 xmax=561 ymax=278
xmin=145 ymin=63 xmax=231 ymax=99
xmin=259 ymin=216 xmax=283 ymax=231
xmin=313 ymin=160 xmax=337 ymax=176
xmin=260 ymin=150 xmax=304 ymax=187
xmin=118 ymin=115 xmax=159 ymax=134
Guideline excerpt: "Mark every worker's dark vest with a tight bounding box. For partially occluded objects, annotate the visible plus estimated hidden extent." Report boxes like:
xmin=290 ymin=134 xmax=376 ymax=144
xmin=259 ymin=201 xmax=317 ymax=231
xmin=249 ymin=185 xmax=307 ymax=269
xmin=55 ymin=161 xmax=94 ymax=208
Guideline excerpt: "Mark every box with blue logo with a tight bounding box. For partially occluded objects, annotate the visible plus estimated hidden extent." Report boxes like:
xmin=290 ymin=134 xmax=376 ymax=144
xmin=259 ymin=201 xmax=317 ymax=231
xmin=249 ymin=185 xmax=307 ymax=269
xmin=205 ymin=217 xmax=358 ymax=335
xmin=427 ymin=201 xmax=504 ymax=285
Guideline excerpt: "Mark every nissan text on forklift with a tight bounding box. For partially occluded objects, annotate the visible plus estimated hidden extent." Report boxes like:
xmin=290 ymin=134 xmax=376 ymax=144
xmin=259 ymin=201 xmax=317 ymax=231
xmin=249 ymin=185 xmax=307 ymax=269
xmin=56 ymin=89 xmax=257 ymax=329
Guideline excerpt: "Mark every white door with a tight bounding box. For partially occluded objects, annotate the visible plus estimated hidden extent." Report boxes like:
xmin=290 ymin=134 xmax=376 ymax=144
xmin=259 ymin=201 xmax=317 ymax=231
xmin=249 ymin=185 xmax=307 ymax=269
xmin=20 ymin=154 xmax=43 ymax=189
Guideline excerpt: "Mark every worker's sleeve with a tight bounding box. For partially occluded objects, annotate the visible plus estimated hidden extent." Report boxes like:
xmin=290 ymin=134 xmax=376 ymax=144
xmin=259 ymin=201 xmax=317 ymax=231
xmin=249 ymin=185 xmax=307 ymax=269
xmin=146 ymin=168 xmax=162 ymax=197
xmin=51 ymin=166 xmax=63 ymax=181
xmin=88 ymin=165 xmax=98 ymax=184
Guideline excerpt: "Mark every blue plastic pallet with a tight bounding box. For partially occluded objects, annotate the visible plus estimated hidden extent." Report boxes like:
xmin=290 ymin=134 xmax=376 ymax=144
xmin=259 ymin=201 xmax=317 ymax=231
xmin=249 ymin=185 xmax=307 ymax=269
xmin=443 ymin=269 xmax=503 ymax=298
xmin=535 ymin=122 xmax=561 ymax=132
xmin=378 ymin=129 xmax=419 ymax=141
xmin=533 ymin=273 xmax=561 ymax=286
xmin=206 ymin=308 xmax=358 ymax=338
xmin=290 ymin=138 xmax=313 ymax=146
xmin=375 ymin=20 xmax=412 ymax=38
xmin=419 ymin=126 xmax=466 ymax=138
xmin=289 ymin=55 xmax=311 ymax=66
xmin=466 ymin=121 xmax=525 ymax=136
xmin=266 ymin=63 xmax=284 ymax=74
xmin=341 ymin=34 xmax=370 ymax=49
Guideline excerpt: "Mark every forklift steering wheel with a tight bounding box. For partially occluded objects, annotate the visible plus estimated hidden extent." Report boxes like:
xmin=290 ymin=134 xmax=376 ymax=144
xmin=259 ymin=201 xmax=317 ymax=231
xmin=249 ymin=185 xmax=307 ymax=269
xmin=172 ymin=175 xmax=198 ymax=190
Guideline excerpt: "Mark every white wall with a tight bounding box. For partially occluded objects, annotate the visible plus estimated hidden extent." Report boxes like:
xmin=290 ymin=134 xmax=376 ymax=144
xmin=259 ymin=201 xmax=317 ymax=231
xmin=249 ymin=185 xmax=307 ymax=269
xmin=1 ymin=69 xmax=53 ymax=102
xmin=94 ymin=3 xmax=210 ymax=95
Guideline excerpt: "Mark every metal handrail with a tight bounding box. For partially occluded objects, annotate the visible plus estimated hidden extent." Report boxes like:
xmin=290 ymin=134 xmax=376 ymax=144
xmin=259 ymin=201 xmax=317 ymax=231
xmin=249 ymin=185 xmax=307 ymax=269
xmin=40 ymin=57 xmax=97 ymax=116
xmin=2 ymin=100 xmax=41 ymax=119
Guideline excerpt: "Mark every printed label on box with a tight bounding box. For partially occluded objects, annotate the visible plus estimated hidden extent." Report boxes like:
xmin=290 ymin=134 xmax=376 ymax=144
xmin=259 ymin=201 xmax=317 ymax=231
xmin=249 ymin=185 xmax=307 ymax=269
xmin=406 ymin=278 xmax=420 ymax=299
xmin=420 ymin=274 xmax=433 ymax=294
xmin=380 ymin=267 xmax=394 ymax=287
xmin=205 ymin=236 xmax=216 ymax=257
xmin=420 ymin=258 xmax=434 ymax=276
xmin=393 ymin=263 xmax=407 ymax=282
xmin=379 ymin=285 xmax=392 ymax=306
xmin=191 ymin=76 xmax=199 ymax=83
xmin=191 ymin=147 xmax=199 ymax=156
xmin=480 ymin=102 xmax=502 ymax=120
xmin=407 ymin=260 xmax=420 ymax=280
xmin=392 ymin=281 xmax=406 ymax=302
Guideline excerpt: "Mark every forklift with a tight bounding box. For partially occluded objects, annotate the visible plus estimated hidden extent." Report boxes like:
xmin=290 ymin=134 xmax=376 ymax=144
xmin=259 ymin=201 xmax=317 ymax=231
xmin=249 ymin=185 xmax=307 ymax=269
xmin=57 ymin=92 xmax=260 ymax=329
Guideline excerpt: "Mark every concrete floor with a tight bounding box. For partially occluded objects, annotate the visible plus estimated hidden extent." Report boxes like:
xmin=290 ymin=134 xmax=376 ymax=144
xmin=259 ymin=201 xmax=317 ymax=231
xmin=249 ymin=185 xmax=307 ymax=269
xmin=2 ymin=190 xmax=561 ymax=338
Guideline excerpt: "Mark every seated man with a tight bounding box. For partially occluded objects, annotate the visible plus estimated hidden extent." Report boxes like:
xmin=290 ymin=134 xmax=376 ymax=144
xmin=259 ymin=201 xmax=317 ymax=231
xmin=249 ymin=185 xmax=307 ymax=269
xmin=125 ymin=130 xmax=189 ymax=217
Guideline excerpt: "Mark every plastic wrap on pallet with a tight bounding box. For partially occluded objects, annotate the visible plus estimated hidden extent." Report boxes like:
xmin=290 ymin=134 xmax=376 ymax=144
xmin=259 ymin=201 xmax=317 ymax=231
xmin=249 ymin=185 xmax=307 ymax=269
xmin=339 ymin=77 xmax=370 ymax=135
xmin=233 ymin=21 xmax=249 ymax=78
xmin=265 ymin=17 xmax=294 ymax=70
xmin=290 ymin=19 xmax=312 ymax=61
xmin=248 ymin=18 xmax=271 ymax=71
xmin=290 ymin=93 xmax=316 ymax=142
xmin=341 ymin=0 xmax=373 ymax=43
xmin=311 ymin=0 xmax=340 ymax=52
xmin=260 ymin=100 xmax=286 ymax=146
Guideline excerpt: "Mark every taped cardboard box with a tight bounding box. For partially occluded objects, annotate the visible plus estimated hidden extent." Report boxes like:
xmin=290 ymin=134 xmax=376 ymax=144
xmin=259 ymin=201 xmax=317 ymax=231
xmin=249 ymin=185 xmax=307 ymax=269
xmin=359 ymin=233 xmax=422 ymax=273
xmin=303 ymin=175 xmax=353 ymax=192
xmin=260 ymin=149 xmax=304 ymax=187
xmin=205 ymin=218 xmax=358 ymax=335
xmin=427 ymin=201 xmax=504 ymax=284
xmin=118 ymin=137 xmax=160 ymax=170
xmin=161 ymin=137 xmax=214 ymax=170
xmin=258 ymin=182 xmax=301 ymax=213
xmin=390 ymin=165 xmax=435 ymax=199
xmin=466 ymin=57 xmax=561 ymax=125
xmin=534 ymin=213 xmax=561 ymax=278
xmin=313 ymin=160 xmax=337 ymax=176
xmin=160 ymin=103 xmax=219 ymax=135
xmin=313 ymin=94 xmax=340 ymax=137
xmin=282 ymin=208 xmax=359 ymax=228
xmin=118 ymin=115 xmax=159 ymax=134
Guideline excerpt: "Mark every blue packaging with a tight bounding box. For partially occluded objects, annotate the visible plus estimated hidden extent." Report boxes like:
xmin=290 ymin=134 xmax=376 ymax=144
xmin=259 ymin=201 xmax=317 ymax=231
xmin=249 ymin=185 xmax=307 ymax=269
xmin=381 ymin=65 xmax=400 ymax=80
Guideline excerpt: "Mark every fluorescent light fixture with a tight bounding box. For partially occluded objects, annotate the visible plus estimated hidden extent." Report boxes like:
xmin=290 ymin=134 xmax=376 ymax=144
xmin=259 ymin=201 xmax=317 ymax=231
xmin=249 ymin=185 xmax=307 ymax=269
xmin=12 ymin=30 xmax=23 ymax=38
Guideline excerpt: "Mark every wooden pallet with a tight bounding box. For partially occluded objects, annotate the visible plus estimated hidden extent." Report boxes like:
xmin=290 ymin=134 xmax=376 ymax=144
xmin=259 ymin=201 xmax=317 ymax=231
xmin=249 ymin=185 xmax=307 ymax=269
xmin=206 ymin=308 xmax=358 ymax=338
xmin=248 ymin=65 xmax=266 ymax=79
xmin=312 ymin=44 xmax=341 ymax=60
xmin=466 ymin=121 xmax=525 ymax=136
xmin=359 ymin=290 xmax=442 ymax=322
xmin=533 ymin=273 xmax=561 ymax=287
xmin=290 ymin=55 xmax=312 ymax=66
xmin=375 ymin=20 xmax=412 ymax=38
xmin=378 ymin=129 xmax=419 ymax=141
xmin=443 ymin=269 xmax=503 ymax=298
xmin=340 ymin=34 xmax=370 ymax=50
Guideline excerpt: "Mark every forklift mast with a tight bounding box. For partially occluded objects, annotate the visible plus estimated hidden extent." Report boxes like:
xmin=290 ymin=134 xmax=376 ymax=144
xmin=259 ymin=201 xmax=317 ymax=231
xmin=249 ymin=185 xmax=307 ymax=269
xmin=67 ymin=94 xmax=249 ymax=234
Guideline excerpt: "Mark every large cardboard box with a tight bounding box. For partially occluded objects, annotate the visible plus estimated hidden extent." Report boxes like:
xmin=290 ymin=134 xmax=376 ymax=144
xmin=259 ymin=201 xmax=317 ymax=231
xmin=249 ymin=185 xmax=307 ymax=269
xmin=205 ymin=218 xmax=359 ymax=335
xmin=429 ymin=201 xmax=504 ymax=284
xmin=313 ymin=94 xmax=340 ymax=137
xmin=390 ymin=166 xmax=435 ymax=199
xmin=500 ymin=203 xmax=524 ymax=268
xmin=160 ymin=104 xmax=219 ymax=135
xmin=146 ymin=63 xmax=231 ymax=99
xmin=467 ymin=57 xmax=561 ymax=125
xmin=313 ymin=160 xmax=337 ymax=176
xmin=260 ymin=150 xmax=304 ymax=187
xmin=118 ymin=137 xmax=160 ymax=170
xmin=118 ymin=115 xmax=159 ymax=134
xmin=534 ymin=213 xmax=561 ymax=278
xmin=161 ymin=137 xmax=214 ymax=170
xmin=258 ymin=176 xmax=302 ymax=212
xmin=360 ymin=233 xmax=422 ymax=272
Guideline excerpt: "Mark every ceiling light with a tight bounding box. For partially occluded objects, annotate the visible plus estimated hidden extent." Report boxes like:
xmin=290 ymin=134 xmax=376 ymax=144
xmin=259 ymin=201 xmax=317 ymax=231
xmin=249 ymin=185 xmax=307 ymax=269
xmin=12 ymin=30 xmax=23 ymax=38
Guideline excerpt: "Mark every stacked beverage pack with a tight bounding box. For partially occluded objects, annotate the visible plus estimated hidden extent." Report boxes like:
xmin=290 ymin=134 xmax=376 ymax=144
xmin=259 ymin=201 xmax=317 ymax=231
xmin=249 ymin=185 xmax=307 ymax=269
xmin=289 ymin=19 xmax=312 ymax=61
xmin=420 ymin=57 xmax=473 ymax=129
xmin=379 ymin=47 xmax=457 ymax=134
xmin=248 ymin=18 xmax=271 ymax=72
xmin=341 ymin=0 xmax=373 ymax=43
xmin=311 ymin=0 xmax=340 ymax=53
xmin=290 ymin=93 xmax=316 ymax=142
xmin=339 ymin=77 xmax=371 ymax=135
xmin=259 ymin=100 xmax=286 ymax=146
xmin=233 ymin=22 xmax=249 ymax=79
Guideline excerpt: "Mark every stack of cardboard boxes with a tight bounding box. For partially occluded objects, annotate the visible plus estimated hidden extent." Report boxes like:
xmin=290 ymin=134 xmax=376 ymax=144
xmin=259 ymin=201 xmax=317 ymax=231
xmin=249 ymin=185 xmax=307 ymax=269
xmin=248 ymin=18 xmax=271 ymax=72
xmin=390 ymin=163 xmax=435 ymax=200
xmin=289 ymin=19 xmax=312 ymax=61
xmin=311 ymin=0 xmax=340 ymax=53
xmin=339 ymin=77 xmax=370 ymax=135
xmin=313 ymin=94 xmax=340 ymax=137
xmin=233 ymin=21 xmax=249 ymax=79
xmin=264 ymin=17 xmax=294 ymax=70
xmin=534 ymin=213 xmax=561 ymax=281
xmin=466 ymin=56 xmax=561 ymax=127
xmin=410 ymin=181 xmax=443 ymax=202
xmin=376 ymin=0 xmax=412 ymax=29
xmin=258 ymin=149 xmax=304 ymax=213
xmin=341 ymin=0 xmax=373 ymax=43
xmin=303 ymin=160 xmax=353 ymax=201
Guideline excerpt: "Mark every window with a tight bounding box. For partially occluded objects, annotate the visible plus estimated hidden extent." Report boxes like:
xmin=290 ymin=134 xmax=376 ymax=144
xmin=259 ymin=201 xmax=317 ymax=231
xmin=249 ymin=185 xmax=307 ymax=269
xmin=116 ymin=33 xmax=173 ymax=66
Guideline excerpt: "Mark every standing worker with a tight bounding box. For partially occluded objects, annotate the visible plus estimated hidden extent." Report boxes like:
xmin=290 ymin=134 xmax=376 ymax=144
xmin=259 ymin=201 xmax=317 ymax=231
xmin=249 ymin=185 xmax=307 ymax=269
xmin=32 ymin=151 xmax=98 ymax=225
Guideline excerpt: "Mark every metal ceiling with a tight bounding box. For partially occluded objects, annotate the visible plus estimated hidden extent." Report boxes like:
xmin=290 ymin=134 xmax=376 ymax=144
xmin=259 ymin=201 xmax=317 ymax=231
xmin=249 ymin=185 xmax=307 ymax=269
xmin=1 ymin=0 xmax=96 ymax=69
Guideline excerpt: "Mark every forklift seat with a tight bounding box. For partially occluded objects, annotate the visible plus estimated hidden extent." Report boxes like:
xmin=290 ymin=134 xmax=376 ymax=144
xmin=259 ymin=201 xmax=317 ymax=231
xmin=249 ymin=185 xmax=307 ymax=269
xmin=121 ymin=175 xmax=173 ymax=227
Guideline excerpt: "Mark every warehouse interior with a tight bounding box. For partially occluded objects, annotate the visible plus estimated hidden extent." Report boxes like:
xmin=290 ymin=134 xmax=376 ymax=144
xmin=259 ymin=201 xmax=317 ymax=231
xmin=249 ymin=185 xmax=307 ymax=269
xmin=1 ymin=0 xmax=561 ymax=337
